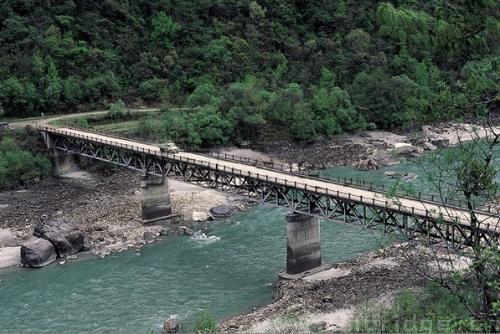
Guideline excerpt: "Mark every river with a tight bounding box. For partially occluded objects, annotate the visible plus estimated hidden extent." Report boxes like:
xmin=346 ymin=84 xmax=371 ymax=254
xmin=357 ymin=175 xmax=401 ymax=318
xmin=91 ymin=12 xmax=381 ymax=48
xmin=1 ymin=144 xmax=498 ymax=332
xmin=0 ymin=205 xmax=382 ymax=332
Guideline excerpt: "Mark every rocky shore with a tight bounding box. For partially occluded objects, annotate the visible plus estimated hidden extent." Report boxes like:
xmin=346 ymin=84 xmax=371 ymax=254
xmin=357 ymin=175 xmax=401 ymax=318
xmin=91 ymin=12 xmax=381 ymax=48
xmin=1 ymin=119 xmax=492 ymax=331
xmin=219 ymin=240 xmax=467 ymax=333
xmin=256 ymin=122 xmax=499 ymax=171
xmin=0 ymin=168 xmax=239 ymax=268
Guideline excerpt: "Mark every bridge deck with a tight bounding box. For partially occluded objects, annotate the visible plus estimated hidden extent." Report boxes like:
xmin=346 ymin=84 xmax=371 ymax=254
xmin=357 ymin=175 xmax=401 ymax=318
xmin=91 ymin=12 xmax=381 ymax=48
xmin=41 ymin=125 xmax=499 ymax=234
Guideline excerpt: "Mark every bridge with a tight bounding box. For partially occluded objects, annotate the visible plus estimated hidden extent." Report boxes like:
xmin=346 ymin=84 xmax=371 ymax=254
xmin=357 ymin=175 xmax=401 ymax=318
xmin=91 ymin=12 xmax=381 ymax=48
xmin=37 ymin=124 xmax=499 ymax=275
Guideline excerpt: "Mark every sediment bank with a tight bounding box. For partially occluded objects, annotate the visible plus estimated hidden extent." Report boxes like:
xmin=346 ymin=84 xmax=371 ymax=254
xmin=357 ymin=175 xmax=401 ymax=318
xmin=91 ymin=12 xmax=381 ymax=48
xmin=254 ymin=122 xmax=500 ymax=170
xmin=220 ymin=241 xmax=466 ymax=332
xmin=0 ymin=168 xmax=239 ymax=268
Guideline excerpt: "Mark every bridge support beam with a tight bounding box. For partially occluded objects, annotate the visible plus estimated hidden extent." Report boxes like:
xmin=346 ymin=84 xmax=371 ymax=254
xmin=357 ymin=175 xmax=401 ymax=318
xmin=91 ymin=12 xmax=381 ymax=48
xmin=141 ymin=174 xmax=179 ymax=224
xmin=286 ymin=213 xmax=321 ymax=275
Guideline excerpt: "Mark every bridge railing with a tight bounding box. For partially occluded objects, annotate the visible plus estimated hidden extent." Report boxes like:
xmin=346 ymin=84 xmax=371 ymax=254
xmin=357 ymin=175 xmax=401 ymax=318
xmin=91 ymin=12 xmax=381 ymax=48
xmin=37 ymin=124 xmax=500 ymax=228
xmin=163 ymin=152 xmax=497 ymax=233
xmin=42 ymin=123 xmax=499 ymax=214
xmin=202 ymin=151 xmax=500 ymax=215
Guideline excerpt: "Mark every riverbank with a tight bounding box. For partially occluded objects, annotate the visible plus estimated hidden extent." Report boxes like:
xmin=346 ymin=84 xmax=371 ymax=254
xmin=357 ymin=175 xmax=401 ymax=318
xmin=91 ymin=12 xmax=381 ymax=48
xmin=220 ymin=240 xmax=470 ymax=333
xmin=254 ymin=122 xmax=500 ymax=170
xmin=0 ymin=167 xmax=240 ymax=268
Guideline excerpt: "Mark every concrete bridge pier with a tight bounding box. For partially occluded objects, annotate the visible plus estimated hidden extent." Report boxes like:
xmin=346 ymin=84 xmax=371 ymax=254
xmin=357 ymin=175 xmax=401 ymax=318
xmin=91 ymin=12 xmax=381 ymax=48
xmin=141 ymin=174 xmax=180 ymax=224
xmin=40 ymin=131 xmax=77 ymax=175
xmin=286 ymin=213 xmax=321 ymax=275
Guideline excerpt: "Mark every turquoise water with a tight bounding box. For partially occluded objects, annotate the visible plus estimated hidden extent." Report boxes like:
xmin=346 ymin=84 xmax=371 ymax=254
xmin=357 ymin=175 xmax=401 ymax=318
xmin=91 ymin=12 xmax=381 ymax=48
xmin=320 ymin=160 xmax=435 ymax=195
xmin=0 ymin=206 xmax=382 ymax=332
xmin=5 ymin=143 xmax=496 ymax=332
xmin=320 ymin=144 xmax=500 ymax=203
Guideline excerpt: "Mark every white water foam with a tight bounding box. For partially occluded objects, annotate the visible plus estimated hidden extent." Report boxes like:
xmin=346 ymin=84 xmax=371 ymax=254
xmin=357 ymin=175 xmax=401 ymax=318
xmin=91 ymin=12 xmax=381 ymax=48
xmin=190 ymin=231 xmax=221 ymax=244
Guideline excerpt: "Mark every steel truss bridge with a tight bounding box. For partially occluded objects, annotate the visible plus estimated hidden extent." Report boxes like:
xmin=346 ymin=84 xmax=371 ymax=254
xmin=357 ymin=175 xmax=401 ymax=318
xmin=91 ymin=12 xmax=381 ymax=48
xmin=38 ymin=125 xmax=499 ymax=249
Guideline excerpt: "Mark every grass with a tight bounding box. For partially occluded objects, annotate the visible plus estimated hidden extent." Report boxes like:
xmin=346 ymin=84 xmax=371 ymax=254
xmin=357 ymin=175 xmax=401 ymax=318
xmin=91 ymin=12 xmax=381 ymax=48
xmin=192 ymin=310 xmax=218 ymax=333
xmin=93 ymin=120 xmax=144 ymax=132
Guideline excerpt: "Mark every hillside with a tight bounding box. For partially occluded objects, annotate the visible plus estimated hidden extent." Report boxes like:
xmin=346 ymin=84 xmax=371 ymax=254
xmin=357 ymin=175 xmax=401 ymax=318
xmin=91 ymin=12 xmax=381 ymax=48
xmin=0 ymin=0 xmax=498 ymax=145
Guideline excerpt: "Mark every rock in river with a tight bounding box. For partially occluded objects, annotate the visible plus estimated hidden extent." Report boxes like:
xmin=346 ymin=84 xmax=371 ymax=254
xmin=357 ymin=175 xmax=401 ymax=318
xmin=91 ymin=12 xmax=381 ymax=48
xmin=163 ymin=316 xmax=179 ymax=333
xmin=210 ymin=205 xmax=237 ymax=218
xmin=143 ymin=231 xmax=157 ymax=244
xmin=34 ymin=220 xmax=84 ymax=257
xmin=21 ymin=237 xmax=57 ymax=268
xmin=179 ymin=226 xmax=194 ymax=236
xmin=191 ymin=211 xmax=209 ymax=222
xmin=401 ymin=172 xmax=417 ymax=182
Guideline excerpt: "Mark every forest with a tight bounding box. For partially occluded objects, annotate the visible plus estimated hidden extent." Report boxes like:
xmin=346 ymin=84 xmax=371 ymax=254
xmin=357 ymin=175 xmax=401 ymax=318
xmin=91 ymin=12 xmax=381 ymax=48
xmin=0 ymin=0 xmax=498 ymax=145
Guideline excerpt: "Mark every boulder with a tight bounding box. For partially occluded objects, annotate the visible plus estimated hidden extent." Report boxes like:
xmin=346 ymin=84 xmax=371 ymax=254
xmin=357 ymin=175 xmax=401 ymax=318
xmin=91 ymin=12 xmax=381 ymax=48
xmin=402 ymin=172 xmax=417 ymax=182
xmin=210 ymin=205 xmax=237 ymax=218
xmin=191 ymin=211 xmax=209 ymax=222
xmin=143 ymin=231 xmax=157 ymax=244
xmin=179 ymin=226 xmax=194 ymax=236
xmin=430 ymin=137 xmax=449 ymax=148
xmin=422 ymin=141 xmax=437 ymax=151
xmin=354 ymin=158 xmax=378 ymax=171
xmin=33 ymin=220 xmax=83 ymax=257
xmin=309 ymin=321 xmax=327 ymax=332
xmin=21 ymin=237 xmax=57 ymax=268
xmin=393 ymin=143 xmax=423 ymax=157
xmin=163 ymin=317 xmax=179 ymax=333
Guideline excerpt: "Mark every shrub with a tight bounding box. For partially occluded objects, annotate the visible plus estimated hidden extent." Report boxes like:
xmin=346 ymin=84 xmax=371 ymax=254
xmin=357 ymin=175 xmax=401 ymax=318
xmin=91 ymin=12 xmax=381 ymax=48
xmin=192 ymin=310 xmax=217 ymax=333
xmin=108 ymin=100 xmax=127 ymax=119
xmin=0 ymin=135 xmax=51 ymax=189
xmin=138 ymin=79 xmax=166 ymax=103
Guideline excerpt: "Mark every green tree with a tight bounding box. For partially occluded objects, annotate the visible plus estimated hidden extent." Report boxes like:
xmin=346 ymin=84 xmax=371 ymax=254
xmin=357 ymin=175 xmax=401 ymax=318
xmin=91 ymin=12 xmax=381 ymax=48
xmin=151 ymin=12 xmax=181 ymax=49
xmin=186 ymin=82 xmax=220 ymax=108
xmin=138 ymin=78 xmax=167 ymax=103
xmin=349 ymin=70 xmax=427 ymax=129
xmin=159 ymin=110 xmax=201 ymax=147
xmin=221 ymin=76 xmax=270 ymax=140
xmin=311 ymin=68 xmax=365 ymax=134
xmin=267 ymin=83 xmax=305 ymax=125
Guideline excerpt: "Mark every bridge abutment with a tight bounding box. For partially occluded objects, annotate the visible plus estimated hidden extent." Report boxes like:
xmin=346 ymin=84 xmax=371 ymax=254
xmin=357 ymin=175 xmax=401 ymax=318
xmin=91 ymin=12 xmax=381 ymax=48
xmin=141 ymin=174 xmax=180 ymax=224
xmin=41 ymin=131 xmax=78 ymax=175
xmin=286 ymin=213 xmax=321 ymax=275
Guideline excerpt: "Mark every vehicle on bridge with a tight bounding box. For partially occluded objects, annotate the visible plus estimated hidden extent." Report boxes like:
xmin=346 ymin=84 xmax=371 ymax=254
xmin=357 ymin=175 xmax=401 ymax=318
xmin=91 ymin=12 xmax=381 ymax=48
xmin=158 ymin=141 xmax=179 ymax=154
xmin=0 ymin=122 xmax=9 ymax=131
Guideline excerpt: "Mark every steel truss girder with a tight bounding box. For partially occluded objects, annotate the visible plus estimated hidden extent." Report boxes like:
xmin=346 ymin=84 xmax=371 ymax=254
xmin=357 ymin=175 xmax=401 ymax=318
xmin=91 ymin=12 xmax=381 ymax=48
xmin=49 ymin=133 xmax=498 ymax=249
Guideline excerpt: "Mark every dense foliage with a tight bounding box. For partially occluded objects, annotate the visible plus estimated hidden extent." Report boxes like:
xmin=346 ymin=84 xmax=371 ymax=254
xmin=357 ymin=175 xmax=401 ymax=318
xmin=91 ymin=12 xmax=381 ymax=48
xmin=0 ymin=131 xmax=52 ymax=189
xmin=1 ymin=1 xmax=498 ymax=145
